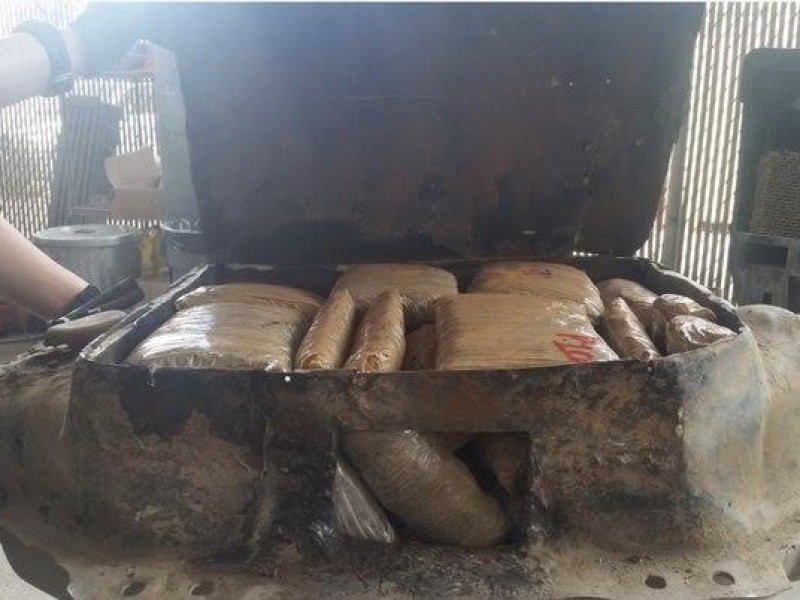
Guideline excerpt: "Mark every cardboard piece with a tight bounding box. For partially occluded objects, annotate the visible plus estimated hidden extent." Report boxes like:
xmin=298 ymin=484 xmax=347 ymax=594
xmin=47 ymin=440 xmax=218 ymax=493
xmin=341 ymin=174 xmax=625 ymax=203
xmin=105 ymin=147 xmax=165 ymax=220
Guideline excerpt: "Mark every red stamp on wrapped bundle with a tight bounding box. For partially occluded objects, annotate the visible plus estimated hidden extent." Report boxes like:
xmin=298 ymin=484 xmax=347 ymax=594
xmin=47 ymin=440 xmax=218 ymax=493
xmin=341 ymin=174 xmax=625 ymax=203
xmin=553 ymin=332 xmax=598 ymax=363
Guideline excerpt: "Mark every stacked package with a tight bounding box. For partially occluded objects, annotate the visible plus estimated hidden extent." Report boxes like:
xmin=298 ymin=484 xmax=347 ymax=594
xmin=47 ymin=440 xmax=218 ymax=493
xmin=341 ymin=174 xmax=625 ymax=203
xmin=127 ymin=302 xmax=310 ymax=370
xmin=597 ymin=278 xmax=736 ymax=355
xmin=334 ymin=263 xmax=457 ymax=324
xmin=126 ymin=264 xmax=739 ymax=549
xmin=599 ymin=297 xmax=661 ymax=361
xmin=436 ymin=294 xmax=617 ymax=370
xmin=469 ymin=262 xmax=604 ymax=321
xmin=129 ymin=283 xmax=321 ymax=370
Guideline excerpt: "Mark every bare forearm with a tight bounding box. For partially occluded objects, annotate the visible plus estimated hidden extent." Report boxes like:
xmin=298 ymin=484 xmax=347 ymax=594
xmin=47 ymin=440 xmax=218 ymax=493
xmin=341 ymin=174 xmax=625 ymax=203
xmin=0 ymin=33 xmax=51 ymax=107
xmin=0 ymin=217 xmax=87 ymax=319
xmin=0 ymin=27 xmax=86 ymax=108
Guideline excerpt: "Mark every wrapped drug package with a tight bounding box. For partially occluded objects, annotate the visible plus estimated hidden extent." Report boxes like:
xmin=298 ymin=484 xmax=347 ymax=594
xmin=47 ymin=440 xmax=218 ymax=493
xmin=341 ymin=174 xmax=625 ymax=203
xmin=127 ymin=303 xmax=310 ymax=370
xmin=175 ymin=283 xmax=323 ymax=318
xmin=600 ymin=297 xmax=661 ymax=361
xmin=664 ymin=315 xmax=737 ymax=354
xmin=294 ymin=289 xmax=357 ymax=370
xmin=469 ymin=262 xmax=604 ymax=321
xmin=333 ymin=264 xmax=458 ymax=323
xmin=435 ymin=294 xmax=618 ymax=370
xmin=597 ymin=278 xmax=660 ymax=330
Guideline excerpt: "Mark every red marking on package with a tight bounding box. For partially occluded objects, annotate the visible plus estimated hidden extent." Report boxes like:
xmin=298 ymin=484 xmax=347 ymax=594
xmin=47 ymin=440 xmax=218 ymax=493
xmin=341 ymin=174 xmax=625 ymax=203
xmin=553 ymin=332 xmax=599 ymax=363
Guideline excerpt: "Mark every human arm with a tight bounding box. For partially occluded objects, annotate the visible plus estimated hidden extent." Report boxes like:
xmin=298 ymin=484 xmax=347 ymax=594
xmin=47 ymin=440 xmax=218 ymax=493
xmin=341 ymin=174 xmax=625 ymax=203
xmin=0 ymin=216 xmax=90 ymax=320
xmin=0 ymin=3 xmax=148 ymax=108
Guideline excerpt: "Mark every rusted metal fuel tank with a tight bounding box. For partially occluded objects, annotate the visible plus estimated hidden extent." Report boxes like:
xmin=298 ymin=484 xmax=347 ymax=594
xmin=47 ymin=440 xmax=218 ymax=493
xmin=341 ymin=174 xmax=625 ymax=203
xmin=6 ymin=4 xmax=800 ymax=599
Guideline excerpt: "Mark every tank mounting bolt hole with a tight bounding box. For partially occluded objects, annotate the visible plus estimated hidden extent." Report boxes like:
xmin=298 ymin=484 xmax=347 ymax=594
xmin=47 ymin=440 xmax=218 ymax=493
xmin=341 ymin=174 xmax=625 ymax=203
xmin=121 ymin=580 xmax=146 ymax=596
xmin=713 ymin=571 xmax=735 ymax=586
xmin=645 ymin=574 xmax=667 ymax=589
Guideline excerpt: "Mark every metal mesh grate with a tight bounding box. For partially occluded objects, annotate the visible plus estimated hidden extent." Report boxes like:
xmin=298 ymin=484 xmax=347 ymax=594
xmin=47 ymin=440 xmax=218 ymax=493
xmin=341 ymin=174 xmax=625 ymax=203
xmin=639 ymin=2 xmax=800 ymax=299
xmin=0 ymin=0 xmax=157 ymax=237
xmin=749 ymin=151 xmax=800 ymax=238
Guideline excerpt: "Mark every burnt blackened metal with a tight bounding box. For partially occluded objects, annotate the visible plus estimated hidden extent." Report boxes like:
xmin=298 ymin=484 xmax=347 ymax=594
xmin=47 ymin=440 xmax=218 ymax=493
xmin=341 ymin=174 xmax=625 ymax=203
xmin=68 ymin=256 xmax=771 ymax=561
xmin=175 ymin=4 xmax=703 ymax=264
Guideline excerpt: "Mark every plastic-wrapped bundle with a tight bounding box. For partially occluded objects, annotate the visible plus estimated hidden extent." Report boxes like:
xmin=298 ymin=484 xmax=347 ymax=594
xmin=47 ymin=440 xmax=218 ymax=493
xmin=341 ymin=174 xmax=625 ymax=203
xmin=344 ymin=291 xmax=406 ymax=372
xmin=343 ymin=431 xmax=508 ymax=548
xmin=175 ymin=283 xmax=322 ymax=319
xmin=600 ymin=297 xmax=661 ymax=361
xmin=665 ymin=315 xmax=737 ymax=354
xmin=127 ymin=303 xmax=309 ymax=370
xmin=341 ymin=292 xmax=507 ymax=547
xmin=651 ymin=294 xmax=717 ymax=348
xmin=402 ymin=324 xmax=437 ymax=371
xmin=332 ymin=458 xmax=396 ymax=544
xmin=469 ymin=262 xmax=604 ymax=321
xmin=597 ymin=278 xmax=659 ymax=330
xmin=476 ymin=434 xmax=530 ymax=499
xmin=333 ymin=264 xmax=458 ymax=323
xmin=435 ymin=294 xmax=618 ymax=371
xmin=654 ymin=294 xmax=717 ymax=322
xmin=294 ymin=289 xmax=356 ymax=370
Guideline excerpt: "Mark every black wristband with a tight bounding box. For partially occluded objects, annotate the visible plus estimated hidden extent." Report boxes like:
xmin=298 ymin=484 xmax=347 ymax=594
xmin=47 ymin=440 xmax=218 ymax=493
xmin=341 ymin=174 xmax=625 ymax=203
xmin=14 ymin=20 xmax=75 ymax=97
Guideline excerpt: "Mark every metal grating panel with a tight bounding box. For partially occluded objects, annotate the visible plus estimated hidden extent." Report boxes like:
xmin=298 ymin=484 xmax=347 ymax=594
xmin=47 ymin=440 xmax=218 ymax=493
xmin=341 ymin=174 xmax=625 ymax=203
xmin=0 ymin=0 xmax=158 ymax=237
xmin=640 ymin=2 xmax=800 ymax=299
xmin=750 ymin=151 xmax=800 ymax=237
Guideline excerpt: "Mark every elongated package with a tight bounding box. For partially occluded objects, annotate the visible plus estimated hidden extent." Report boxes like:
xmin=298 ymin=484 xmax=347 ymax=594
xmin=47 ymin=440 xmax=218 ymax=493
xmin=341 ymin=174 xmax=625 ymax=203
xmin=476 ymin=434 xmax=530 ymax=499
xmin=435 ymin=294 xmax=618 ymax=371
xmin=665 ymin=315 xmax=737 ymax=354
xmin=127 ymin=303 xmax=309 ymax=370
xmin=333 ymin=264 xmax=458 ymax=323
xmin=294 ymin=289 xmax=357 ymax=370
xmin=341 ymin=290 xmax=507 ymax=548
xmin=469 ymin=262 xmax=604 ymax=321
xmin=654 ymin=293 xmax=717 ymax=322
xmin=332 ymin=458 xmax=396 ymax=544
xmin=344 ymin=291 xmax=406 ymax=372
xmin=651 ymin=294 xmax=718 ymax=349
xmin=175 ymin=283 xmax=323 ymax=319
xmin=343 ymin=431 xmax=508 ymax=548
xmin=597 ymin=278 xmax=659 ymax=330
xmin=600 ymin=297 xmax=661 ymax=361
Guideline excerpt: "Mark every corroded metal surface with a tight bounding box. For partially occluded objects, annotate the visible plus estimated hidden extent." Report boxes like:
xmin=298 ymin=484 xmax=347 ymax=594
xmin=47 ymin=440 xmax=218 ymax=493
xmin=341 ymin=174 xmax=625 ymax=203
xmin=173 ymin=4 xmax=703 ymax=263
xmin=66 ymin=257 xmax=769 ymax=558
xmin=0 ymin=282 xmax=800 ymax=598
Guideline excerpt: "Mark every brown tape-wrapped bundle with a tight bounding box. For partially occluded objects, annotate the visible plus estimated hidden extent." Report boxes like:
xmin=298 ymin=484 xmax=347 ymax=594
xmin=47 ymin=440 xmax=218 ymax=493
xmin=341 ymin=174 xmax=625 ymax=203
xmin=344 ymin=291 xmax=406 ymax=372
xmin=665 ymin=315 xmax=737 ymax=354
xmin=341 ymin=292 xmax=506 ymax=547
xmin=600 ymin=297 xmax=661 ymax=361
xmin=127 ymin=303 xmax=309 ymax=370
xmin=332 ymin=458 xmax=396 ymax=544
xmin=469 ymin=262 xmax=604 ymax=321
xmin=294 ymin=289 xmax=356 ymax=370
xmin=343 ymin=431 xmax=508 ymax=548
xmin=333 ymin=264 xmax=458 ymax=324
xmin=476 ymin=434 xmax=530 ymax=499
xmin=654 ymin=294 xmax=717 ymax=322
xmin=597 ymin=278 xmax=659 ymax=330
xmin=651 ymin=294 xmax=717 ymax=348
xmin=436 ymin=294 xmax=618 ymax=371
xmin=175 ymin=283 xmax=322 ymax=319
xmin=402 ymin=324 xmax=437 ymax=371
